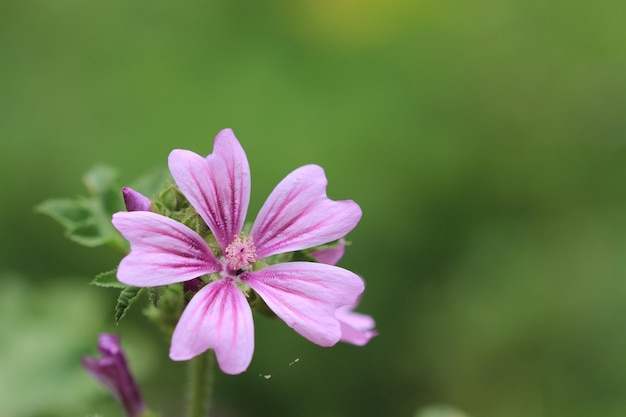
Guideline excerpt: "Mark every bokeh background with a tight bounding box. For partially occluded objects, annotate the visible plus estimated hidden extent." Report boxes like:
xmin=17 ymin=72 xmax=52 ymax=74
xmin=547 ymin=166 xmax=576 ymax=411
xmin=2 ymin=0 xmax=626 ymax=416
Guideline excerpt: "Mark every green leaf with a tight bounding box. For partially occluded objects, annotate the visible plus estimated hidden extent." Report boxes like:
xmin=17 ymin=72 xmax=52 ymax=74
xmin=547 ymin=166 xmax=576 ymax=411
xmin=130 ymin=168 xmax=172 ymax=199
xmin=35 ymin=198 xmax=91 ymax=229
xmin=83 ymin=164 xmax=118 ymax=195
xmin=91 ymin=269 xmax=126 ymax=288
xmin=36 ymin=164 xmax=127 ymax=250
xmin=115 ymin=286 xmax=143 ymax=324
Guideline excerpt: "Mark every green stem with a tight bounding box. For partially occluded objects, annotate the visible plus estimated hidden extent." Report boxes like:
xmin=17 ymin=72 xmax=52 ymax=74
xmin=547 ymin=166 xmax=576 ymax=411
xmin=187 ymin=351 xmax=215 ymax=417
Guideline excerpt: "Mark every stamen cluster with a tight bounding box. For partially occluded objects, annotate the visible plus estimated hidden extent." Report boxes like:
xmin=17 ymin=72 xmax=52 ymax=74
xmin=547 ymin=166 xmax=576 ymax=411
xmin=224 ymin=235 xmax=257 ymax=271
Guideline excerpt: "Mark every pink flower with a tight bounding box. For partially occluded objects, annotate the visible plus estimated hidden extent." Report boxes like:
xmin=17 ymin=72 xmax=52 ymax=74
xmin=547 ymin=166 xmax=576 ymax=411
xmin=112 ymin=129 xmax=364 ymax=374
xmin=311 ymin=241 xmax=378 ymax=346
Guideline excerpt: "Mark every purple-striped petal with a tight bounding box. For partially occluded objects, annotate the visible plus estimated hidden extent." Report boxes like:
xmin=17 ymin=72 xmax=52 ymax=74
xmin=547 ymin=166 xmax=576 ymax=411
xmin=250 ymin=165 xmax=362 ymax=259
xmin=243 ymin=262 xmax=364 ymax=346
xmin=168 ymin=129 xmax=250 ymax=251
xmin=170 ymin=279 xmax=255 ymax=375
xmin=112 ymin=211 xmax=222 ymax=287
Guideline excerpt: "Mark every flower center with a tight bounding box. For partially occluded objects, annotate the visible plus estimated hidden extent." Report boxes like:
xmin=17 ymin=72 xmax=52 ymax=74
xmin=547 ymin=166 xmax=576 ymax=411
xmin=224 ymin=235 xmax=257 ymax=271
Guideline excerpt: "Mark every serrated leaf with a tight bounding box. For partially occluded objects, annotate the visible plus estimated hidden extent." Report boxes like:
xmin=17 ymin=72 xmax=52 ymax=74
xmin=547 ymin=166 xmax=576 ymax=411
xmin=37 ymin=164 xmax=127 ymax=250
xmin=115 ymin=287 xmax=143 ymax=324
xmin=35 ymin=198 xmax=91 ymax=230
xmin=36 ymin=197 xmax=113 ymax=247
xmin=130 ymin=168 xmax=172 ymax=198
xmin=83 ymin=164 xmax=119 ymax=196
xmin=91 ymin=269 xmax=126 ymax=288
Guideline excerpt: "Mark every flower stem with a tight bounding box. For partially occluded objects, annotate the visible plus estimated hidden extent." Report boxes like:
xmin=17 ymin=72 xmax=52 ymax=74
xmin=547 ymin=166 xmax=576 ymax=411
xmin=187 ymin=351 xmax=215 ymax=417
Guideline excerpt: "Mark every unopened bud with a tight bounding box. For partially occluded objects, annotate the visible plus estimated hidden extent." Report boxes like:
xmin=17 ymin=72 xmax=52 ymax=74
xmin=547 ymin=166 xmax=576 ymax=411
xmin=82 ymin=334 xmax=147 ymax=417
xmin=122 ymin=187 xmax=151 ymax=212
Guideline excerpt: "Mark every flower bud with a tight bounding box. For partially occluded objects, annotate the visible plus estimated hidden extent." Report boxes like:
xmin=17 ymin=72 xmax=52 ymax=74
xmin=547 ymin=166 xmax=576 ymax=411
xmin=122 ymin=187 xmax=152 ymax=212
xmin=82 ymin=334 xmax=147 ymax=417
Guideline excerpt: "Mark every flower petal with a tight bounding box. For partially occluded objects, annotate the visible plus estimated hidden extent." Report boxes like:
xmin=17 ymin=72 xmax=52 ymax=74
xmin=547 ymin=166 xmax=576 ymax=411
xmin=112 ymin=211 xmax=222 ymax=287
xmin=310 ymin=238 xmax=346 ymax=266
xmin=250 ymin=165 xmax=361 ymax=259
xmin=336 ymin=305 xmax=378 ymax=346
xmin=169 ymin=128 xmax=250 ymax=251
xmin=170 ymin=279 xmax=255 ymax=375
xmin=243 ymin=262 xmax=364 ymax=346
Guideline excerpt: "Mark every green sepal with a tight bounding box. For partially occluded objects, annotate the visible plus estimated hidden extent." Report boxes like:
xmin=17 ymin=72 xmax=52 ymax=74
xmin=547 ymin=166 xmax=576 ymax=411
xmin=158 ymin=184 xmax=188 ymax=212
xmin=179 ymin=211 xmax=202 ymax=233
xmin=144 ymin=284 xmax=184 ymax=336
xmin=148 ymin=286 xmax=164 ymax=307
xmin=91 ymin=269 xmax=126 ymax=289
xmin=115 ymin=286 xmax=143 ymax=324
xmin=289 ymin=250 xmax=318 ymax=262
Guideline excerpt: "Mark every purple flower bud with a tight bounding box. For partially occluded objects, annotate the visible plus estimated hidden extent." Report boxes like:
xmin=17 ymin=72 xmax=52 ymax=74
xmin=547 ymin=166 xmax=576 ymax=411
xmin=82 ymin=334 xmax=147 ymax=417
xmin=122 ymin=187 xmax=152 ymax=212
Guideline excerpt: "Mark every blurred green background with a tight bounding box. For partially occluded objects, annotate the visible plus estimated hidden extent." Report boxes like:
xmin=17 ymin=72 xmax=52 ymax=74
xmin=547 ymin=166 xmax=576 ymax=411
xmin=2 ymin=0 xmax=626 ymax=416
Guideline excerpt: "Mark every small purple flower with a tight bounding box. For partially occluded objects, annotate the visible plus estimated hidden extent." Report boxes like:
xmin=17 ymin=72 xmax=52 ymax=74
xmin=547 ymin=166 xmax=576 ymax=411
xmin=112 ymin=129 xmax=364 ymax=374
xmin=122 ymin=187 xmax=152 ymax=212
xmin=82 ymin=334 xmax=146 ymax=417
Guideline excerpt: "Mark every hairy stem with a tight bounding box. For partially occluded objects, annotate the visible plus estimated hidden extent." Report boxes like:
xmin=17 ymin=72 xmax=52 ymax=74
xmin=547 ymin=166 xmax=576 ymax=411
xmin=187 ymin=351 xmax=215 ymax=417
